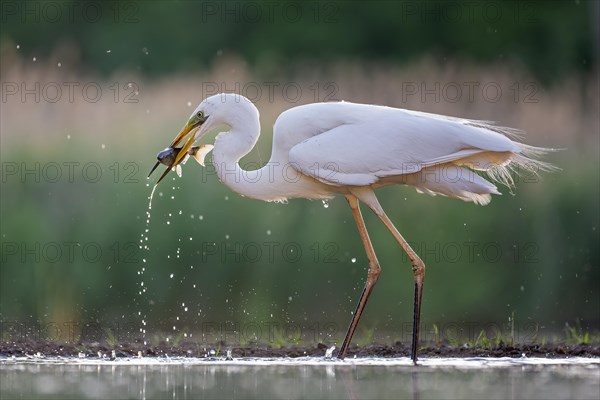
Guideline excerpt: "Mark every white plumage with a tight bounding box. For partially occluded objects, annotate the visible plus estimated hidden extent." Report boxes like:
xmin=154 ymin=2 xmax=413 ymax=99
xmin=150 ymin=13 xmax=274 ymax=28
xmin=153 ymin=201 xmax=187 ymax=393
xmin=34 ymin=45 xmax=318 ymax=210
xmin=153 ymin=93 xmax=554 ymax=362
xmin=174 ymin=94 xmax=551 ymax=205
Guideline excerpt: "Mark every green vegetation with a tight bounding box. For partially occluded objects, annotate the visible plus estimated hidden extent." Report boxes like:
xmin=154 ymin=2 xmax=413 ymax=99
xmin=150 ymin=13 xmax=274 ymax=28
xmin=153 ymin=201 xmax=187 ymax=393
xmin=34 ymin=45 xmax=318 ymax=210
xmin=104 ymin=328 xmax=117 ymax=348
xmin=0 ymin=0 xmax=596 ymax=83
xmin=565 ymin=322 xmax=591 ymax=346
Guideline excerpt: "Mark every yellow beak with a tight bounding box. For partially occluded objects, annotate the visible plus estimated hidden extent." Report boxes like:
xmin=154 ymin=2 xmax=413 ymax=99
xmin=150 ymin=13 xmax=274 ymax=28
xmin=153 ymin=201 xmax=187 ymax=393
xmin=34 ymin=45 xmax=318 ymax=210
xmin=152 ymin=120 xmax=202 ymax=185
xmin=169 ymin=121 xmax=199 ymax=166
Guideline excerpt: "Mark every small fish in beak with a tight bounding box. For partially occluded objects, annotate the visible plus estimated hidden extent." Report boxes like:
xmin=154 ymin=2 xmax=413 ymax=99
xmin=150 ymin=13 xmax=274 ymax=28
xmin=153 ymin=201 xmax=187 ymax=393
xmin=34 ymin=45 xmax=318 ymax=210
xmin=148 ymin=144 xmax=214 ymax=183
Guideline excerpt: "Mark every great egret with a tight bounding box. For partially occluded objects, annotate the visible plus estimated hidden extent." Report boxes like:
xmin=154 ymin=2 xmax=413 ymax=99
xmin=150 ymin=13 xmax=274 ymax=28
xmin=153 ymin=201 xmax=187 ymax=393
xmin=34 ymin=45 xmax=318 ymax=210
xmin=149 ymin=93 xmax=553 ymax=363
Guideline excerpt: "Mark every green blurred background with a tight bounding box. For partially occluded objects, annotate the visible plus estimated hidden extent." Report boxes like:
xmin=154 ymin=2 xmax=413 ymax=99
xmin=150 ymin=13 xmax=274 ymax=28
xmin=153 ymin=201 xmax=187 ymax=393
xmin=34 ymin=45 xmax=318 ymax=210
xmin=1 ymin=0 xmax=598 ymax=347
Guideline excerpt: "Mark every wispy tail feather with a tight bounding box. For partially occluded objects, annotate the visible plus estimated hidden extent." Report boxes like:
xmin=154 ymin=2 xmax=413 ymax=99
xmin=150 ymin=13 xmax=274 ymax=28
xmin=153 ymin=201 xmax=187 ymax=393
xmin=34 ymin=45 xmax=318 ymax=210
xmin=485 ymin=143 xmax=559 ymax=189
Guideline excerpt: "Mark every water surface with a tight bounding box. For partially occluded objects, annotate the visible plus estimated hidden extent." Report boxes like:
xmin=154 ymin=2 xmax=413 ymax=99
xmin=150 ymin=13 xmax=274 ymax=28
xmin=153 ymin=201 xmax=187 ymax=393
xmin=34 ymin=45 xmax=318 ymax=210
xmin=1 ymin=357 xmax=598 ymax=399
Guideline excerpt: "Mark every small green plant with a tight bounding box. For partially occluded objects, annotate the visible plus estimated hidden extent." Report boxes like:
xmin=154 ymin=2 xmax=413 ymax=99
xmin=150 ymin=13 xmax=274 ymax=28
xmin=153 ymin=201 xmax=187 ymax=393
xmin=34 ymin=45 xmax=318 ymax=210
xmin=530 ymin=323 xmax=539 ymax=344
xmin=150 ymin=335 xmax=161 ymax=347
xmin=104 ymin=328 xmax=117 ymax=347
xmin=473 ymin=330 xmax=492 ymax=349
xmin=74 ymin=344 xmax=88 ymax=354
xmin=509 ymin=311 xmax=515 ymax=346
xmin=565 ymin=323 xmax=590 ymax=345
xmin=432 ymin=323 xmax=441 ymax=348
xmin=270 ymin=327 xmax=288 ymax=349
xmin=356 ymin=326 xmax=375 ymax=347
xmin=445 ymin=326 xmax=460 ymax=348
xmin=172 ymin=332 xmax=184 ymax=347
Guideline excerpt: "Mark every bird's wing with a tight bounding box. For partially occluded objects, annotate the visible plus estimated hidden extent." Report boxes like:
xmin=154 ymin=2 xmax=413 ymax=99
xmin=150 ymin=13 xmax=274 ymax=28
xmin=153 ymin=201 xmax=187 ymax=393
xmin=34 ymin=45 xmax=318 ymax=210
xmin=288 ymin=111 xmax=520 ymax=187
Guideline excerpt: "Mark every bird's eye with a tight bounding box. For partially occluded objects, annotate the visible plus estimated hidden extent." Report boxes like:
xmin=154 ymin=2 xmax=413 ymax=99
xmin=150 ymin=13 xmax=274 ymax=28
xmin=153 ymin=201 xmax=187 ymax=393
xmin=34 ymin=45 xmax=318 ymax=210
xmin=196 ymin=111 xmax=204 ymax=119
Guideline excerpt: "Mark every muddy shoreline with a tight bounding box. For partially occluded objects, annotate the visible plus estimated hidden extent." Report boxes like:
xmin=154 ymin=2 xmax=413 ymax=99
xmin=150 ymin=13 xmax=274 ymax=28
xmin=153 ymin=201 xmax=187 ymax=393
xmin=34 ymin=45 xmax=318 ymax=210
xmin=1 ymin=341 xmax=598 ymax=359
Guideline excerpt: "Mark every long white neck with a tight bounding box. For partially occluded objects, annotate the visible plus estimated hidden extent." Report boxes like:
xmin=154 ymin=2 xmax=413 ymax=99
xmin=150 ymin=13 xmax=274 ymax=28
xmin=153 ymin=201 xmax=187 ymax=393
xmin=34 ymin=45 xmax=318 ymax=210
xmin=206 ymin=95 xmax=333 ymax=202
xmin=211 ymin=104 xmax=290 ymax=202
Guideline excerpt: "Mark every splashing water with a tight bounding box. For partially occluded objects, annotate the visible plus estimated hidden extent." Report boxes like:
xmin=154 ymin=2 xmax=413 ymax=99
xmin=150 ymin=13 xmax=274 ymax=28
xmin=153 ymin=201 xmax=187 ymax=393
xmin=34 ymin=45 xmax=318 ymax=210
xmin=324 ymin=346 xmax=336 ymax=359
xmin=137 ymin=184 xmax=158 ymax=344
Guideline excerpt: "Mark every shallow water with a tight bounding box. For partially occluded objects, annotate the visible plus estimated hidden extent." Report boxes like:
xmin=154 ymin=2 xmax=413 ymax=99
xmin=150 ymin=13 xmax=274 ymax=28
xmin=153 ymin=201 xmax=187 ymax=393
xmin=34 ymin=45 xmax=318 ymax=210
xmin=1 ymin=357 xmax=598 ymax=400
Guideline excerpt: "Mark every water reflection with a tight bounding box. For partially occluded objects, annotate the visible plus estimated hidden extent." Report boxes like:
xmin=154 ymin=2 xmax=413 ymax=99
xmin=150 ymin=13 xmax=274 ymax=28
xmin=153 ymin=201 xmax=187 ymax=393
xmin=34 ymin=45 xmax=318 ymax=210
xmin=0 ymin=358 xmax=598 ymax=400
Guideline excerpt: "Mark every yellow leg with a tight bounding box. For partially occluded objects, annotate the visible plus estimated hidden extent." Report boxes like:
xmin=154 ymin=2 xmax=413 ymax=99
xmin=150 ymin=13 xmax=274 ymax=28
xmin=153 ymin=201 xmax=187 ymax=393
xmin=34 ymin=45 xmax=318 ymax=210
xmin=348 ymin=187 xmax=425 ymax=364
xmin=337 ymin=195 xmax=381 ymax=359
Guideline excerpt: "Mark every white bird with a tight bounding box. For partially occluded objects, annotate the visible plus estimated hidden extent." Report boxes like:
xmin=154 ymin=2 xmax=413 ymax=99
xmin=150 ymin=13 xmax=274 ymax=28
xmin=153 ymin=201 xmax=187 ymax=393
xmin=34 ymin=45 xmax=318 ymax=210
xmin=149 ymin=93 xmax=553 ymax=363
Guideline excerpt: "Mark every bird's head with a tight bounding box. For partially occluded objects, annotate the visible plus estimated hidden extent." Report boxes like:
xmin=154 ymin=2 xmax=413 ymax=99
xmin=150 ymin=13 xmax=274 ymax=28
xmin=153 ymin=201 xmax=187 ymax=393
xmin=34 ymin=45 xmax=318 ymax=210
xmin=148 ymin=94 xmax=256 ymax=185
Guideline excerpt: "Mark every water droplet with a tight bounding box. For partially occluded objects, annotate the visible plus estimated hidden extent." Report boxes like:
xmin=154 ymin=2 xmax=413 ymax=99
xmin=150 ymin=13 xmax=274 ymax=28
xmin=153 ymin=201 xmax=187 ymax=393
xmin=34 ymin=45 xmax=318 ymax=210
xmin=32 ymin=57 xmax=36 ymax=62
xmin=351 ymin=258 xmax=356 ymax=263
xmin=170 ymin=273 xmax=174 ymax=278
xmin=322 ymin=200 xmax=329 ymax=208
xmin=187 ymin=101 xmax=192 ymax=107
xmin=266 ymin=230 xmax=271 ymax=235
